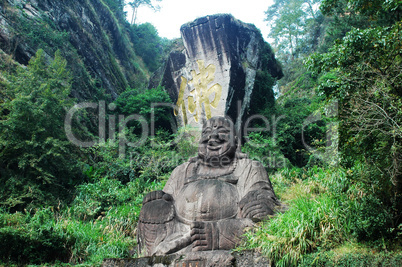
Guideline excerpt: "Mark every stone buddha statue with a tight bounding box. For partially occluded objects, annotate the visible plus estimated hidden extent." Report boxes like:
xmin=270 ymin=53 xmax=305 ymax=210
xmin=137 ymin=116 xmax=280 ymax=256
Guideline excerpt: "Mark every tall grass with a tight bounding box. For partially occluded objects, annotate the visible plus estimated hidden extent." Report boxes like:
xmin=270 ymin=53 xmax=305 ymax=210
xmin=237 ymin=166 xmax=353 ymax=267
xmin=238 ymin=163 xmax=401 ymax=266
xmin=0 ymin=178 xmax=165 ymax=266
xmin=241 ymin=195 xmax=348 ymax=267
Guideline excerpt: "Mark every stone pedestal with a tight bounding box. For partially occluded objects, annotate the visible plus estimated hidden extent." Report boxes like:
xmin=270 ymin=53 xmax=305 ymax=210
xmin=102 ymin=250 xmax=271 ymax=267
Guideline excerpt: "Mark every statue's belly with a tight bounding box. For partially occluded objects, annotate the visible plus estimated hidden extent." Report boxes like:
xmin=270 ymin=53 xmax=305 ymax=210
xmin=175 ymin=179 xmax=239 ymax=222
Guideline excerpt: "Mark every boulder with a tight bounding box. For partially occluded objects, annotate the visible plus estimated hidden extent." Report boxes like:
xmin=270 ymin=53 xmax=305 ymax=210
xmin=161 ymin=14 xmax=282 ymax=132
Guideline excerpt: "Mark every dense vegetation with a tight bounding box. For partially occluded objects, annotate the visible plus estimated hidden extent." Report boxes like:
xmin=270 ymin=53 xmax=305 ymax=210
xmin=0 ymin=0 xmax=401 ymax=266
xmin=236 ymin=0 xmax=402 ymax=266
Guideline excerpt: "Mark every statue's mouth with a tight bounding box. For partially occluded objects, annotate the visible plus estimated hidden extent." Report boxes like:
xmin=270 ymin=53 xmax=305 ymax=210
xmin=207 ymin=145 xmax=222 ymax=151
xmin=207 ymin=140 xmax=222 ymax=150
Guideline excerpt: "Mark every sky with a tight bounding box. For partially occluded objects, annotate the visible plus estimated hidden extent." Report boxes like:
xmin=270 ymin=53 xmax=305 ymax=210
xmin=125 ymin=0 xmax=274 ymax=41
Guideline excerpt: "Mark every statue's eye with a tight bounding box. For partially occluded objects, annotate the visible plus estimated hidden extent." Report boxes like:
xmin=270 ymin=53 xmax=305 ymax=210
xmin=217 ymin=129 xmax=230 ymax=135
xmin=218 ymin=133 xmax=229 ymax=141
xmin=203 ymin=130 xmax=211 ymax=136
xmin=202 ymin=127 xmax=212 ymax=135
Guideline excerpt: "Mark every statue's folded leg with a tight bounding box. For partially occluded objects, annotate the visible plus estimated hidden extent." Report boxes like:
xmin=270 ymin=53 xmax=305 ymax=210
xmin=137 ymin=190 xmax=175 ymax=256
xmin=190 ymin=218 xmax=254 ymax=251
xmin=137 ymin=190 xmax=192 ymax=256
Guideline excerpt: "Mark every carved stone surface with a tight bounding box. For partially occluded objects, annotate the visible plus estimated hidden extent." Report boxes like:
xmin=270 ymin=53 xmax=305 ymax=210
xmin=137 ymin=117 xmax=281 ymax=258
xmin=161 ymin=14 xmax=282 ymax=130
xmin=102 ymin=250 xmax=271 ymax=267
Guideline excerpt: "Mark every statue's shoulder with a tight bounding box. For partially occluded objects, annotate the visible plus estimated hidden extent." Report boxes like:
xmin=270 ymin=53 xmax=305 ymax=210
xmin=188 ymin=156 xmax=198 ymax=163
xmin=236 ymin=152 xmax=258 ymax=166
xmin=171 ymin=157 xmax=197 ymax=174
xmin=236 ymin=152 xmax=249 ymax=160
xmin=236 ymin=154 xmax=266 ymax=171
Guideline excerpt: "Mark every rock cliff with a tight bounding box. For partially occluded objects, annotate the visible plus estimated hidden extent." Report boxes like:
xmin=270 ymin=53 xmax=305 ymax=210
xmin=161 ymin=14 xmax=283 ymax=131
xmin=0 ymin=0 xmax=148 ymax=100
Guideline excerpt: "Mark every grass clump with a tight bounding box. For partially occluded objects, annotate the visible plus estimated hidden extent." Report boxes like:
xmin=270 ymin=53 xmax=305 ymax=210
xmin=237 ymin=165 xmax=402 ymax=266
xmin=240 ymin=194 xmax=347 ymax=266
xmin=300 ymin=247 xmax=402 ymax=267
xmin=0 ymin=178 xmax=165 ymax=266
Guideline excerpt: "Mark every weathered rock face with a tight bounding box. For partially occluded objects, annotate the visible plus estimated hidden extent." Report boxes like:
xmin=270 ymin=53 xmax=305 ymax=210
xmin=162 ymin=14 xmax=282 ymax=132
xmin=102 ymin=250 xmax=272 ymax=267
xmin=0 ymin=0 xmax=148 ymax=100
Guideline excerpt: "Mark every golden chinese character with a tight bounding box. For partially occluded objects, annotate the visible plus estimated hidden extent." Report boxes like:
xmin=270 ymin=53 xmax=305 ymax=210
xmin=175 ymin=60 xmax=222 ymax=124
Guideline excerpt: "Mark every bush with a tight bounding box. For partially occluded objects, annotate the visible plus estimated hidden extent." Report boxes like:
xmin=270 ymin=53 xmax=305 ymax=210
xmin=0 ymin=174 xmax=165 ymax=266
xmin=113 ymin=86 xmax=173 ymax=135
xmin=0 ymin=49 xmax=83 ymax=211
xmin=82 ymin=129 xmax=179 ymax=184
xmin=0 ymin=208 xmax=72 ymax=265
xmin=300 ymin=250 xmax=402 ymax=267
xmin=129 ymin=23 xmax=167 ymax=72
xmin=240 ymin=193 xmax=347 ymax=267
xmin=242 ymin=131 xmax=288 ymax=172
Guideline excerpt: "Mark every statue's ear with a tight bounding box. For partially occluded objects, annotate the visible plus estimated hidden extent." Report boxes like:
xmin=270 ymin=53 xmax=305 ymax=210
xmin=234 ymin=135 xmax=238 ymax=147
xmin=234 ymin=135 xmax=241 ymax=151
xmin=231 ymin=135 xmax=239 ymax=153
xmin=235 ymin=135 xmax=249 ymax=159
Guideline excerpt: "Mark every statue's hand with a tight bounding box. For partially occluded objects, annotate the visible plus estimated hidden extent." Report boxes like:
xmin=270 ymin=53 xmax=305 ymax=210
xmin=239 ymin=189 xmax=278 ymax=222
xmin=152 ymin=235 xmax=192 ymax=255
xmin=143 ymin=190 xmax=173 ymax=204
xmin=190 ymin=222 xmax=216 ymax=251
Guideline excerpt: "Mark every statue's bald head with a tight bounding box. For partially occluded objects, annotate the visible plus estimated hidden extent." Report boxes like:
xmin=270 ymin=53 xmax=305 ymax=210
xmin=198 ymin=116 xmax=237 ymax=164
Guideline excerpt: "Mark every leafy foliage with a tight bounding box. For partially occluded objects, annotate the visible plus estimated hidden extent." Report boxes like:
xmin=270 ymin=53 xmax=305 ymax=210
xmin=321 ymin=0 xmax=402 ymax=26
xmin=0 ymin=129 xmax=179 ymax=265
xmin=1 ymin=0 xmax=402 ymax=265
xmin=82 ymin=131 xmax=180 ymax=184
xmin=300 ymin=249 xmax=402 ymax=267
xmin=114 ymin=86 xmax=173 ymax=134
xmin=242 ymin=132 xmax=288 ymax=171
xmin=129 ymin=23 xmax=169 ymax=72
xmin=0 ymin=50 xmax=82 ymax=211
xmin=0 ymin=208 xmax=72 ymax=265
xmin=239 ymin=165 xmax=401 ymax=266
xmin=0 ymin=175 xmax=164 ymax=265
xmin=266 ymin=0 xmax=321 ymax=58
xmin=238 ymin=167 xmax=345 ymax=266
xmin=307 ymin=11 xmax=402 ymax=239
xmin=277 ymin=97 xmax=327 ymax=167
xmin=239 ymin=1 xmax=402 ymax=266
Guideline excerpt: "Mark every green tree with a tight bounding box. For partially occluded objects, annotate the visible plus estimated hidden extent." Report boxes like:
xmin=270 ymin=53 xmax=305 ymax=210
xmin=130 ymin=23 xmax=167 ymax=72
xmin=317 ymin=0 xmax=401 ymax=53
xmin=307 ymin=0 xmax=402 ymax=239
xmin=321 ymin=0 xmax=401 ymax=26
xmin=113 ymin=86 xmax=172 ymax=133
xmin=265 ymin=0 xmax=325 ymax=98
xmin=0 ymin=50 xmax=82 ymax=211
xmin=266 ymin=0 xmax=321 ymax=58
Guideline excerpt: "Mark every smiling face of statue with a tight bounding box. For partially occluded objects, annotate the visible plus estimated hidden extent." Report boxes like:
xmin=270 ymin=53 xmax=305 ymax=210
xmin=198 ymin=117 xmax=237 ymax=165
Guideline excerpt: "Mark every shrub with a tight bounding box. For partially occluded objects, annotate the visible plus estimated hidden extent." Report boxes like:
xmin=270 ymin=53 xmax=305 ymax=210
xmin=241 ymin=193 xmax=347 ymax=267
xmin=0 ymin=49 xmax=83 ymax=211
xmin=129 ymin=23 xmax=167 ymax=72
xmin=0 ymin=208 xmax=72 ymax=265
xmin=300 ymin=250 xmax=402 ymax=267
xmin=242 ymin=131 xmax=288 ymax=172
xmin=113 ymin=86 xmax=172 ymax=135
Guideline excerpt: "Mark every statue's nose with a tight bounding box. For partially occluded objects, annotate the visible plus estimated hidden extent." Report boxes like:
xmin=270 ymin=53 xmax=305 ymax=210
xmin=208 ymin=129 xmax=219 ymax=140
